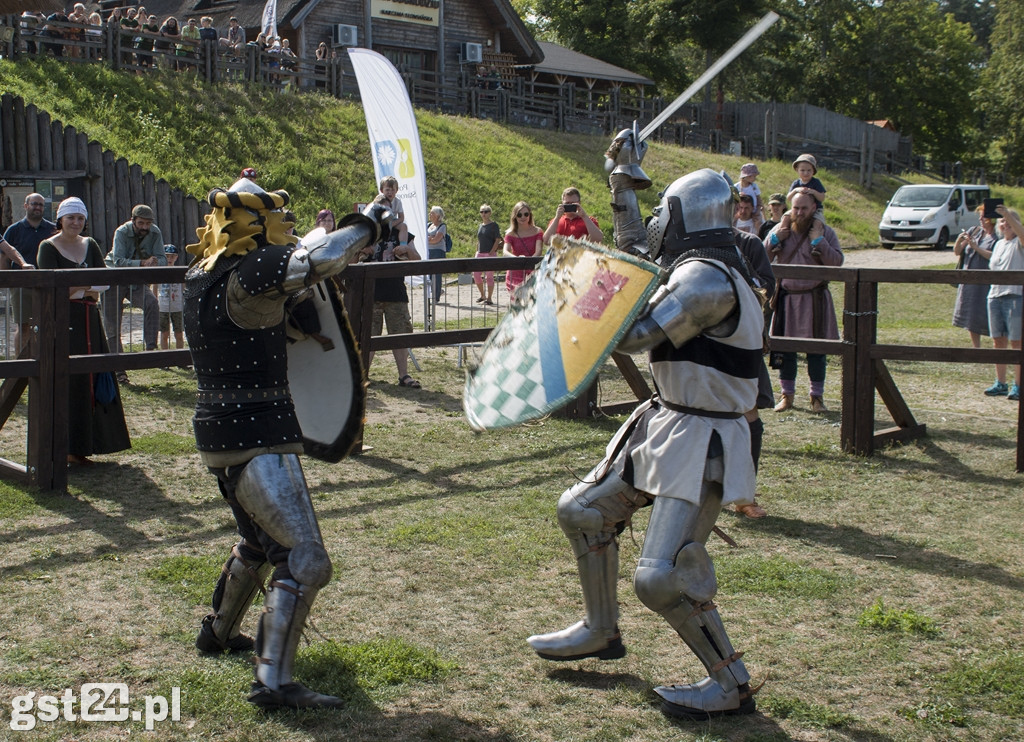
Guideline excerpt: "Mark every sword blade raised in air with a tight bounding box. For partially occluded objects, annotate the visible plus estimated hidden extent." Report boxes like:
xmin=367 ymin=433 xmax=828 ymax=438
xmin=637 ymin=11 xmax=780 ymax=144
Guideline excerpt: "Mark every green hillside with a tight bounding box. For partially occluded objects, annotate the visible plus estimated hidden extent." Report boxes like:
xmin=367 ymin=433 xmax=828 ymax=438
xmin=1 ymin=59 xmax=1017 ymax=250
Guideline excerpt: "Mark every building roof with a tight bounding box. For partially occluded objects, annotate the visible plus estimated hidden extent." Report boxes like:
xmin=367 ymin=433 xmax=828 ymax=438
xmin=476 ymin=0 xmax=542 ymax=65
xmin=868 ymin=119 xmax=897 ymax=131
xmin=131 ymin=0 xmax=308 ymax=29
xmin=528 ymin=41 xmax=653 ymax=86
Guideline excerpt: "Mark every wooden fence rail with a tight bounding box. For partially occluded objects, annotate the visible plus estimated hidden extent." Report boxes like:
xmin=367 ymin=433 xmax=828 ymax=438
xmin=2 ymin=259 xmax=1023 ymax=491
xmin=769 ymin=264 xmax=1024 ymax=469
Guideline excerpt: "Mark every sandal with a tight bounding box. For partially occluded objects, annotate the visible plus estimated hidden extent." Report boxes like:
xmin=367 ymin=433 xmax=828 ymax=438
xmin=398 ymin=374 xmax=421 ymax=389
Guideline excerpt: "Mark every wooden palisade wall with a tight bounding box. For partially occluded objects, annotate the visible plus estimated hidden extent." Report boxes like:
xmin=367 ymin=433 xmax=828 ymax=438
xmin=0 ymin=93 xmax=204 ymax=250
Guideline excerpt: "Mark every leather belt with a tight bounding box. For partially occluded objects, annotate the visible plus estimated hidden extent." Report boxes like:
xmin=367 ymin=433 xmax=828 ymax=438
xmin=197 ymin=386 xmax=290 ymax=404
xmin=655 ymin=396 xmax=742 ymax=419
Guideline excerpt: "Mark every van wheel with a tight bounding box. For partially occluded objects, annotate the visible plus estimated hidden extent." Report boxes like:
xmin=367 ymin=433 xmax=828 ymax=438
xmin=881 ymin=242 xmax=894 ymax=250
xmin=934 ymin=228 xmax=949 ymax=250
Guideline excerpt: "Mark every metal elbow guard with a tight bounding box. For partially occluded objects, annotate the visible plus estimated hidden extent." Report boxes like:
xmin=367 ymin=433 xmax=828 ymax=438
xmin=280 ymin=214 xmax=379 ymax=293
xmin=618 ymin=309 xmax=667 ymax=354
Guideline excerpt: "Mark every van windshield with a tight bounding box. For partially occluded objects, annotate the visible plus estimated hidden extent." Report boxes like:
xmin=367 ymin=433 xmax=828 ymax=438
xmin=890 ymin=186 xmax=952 ymax=208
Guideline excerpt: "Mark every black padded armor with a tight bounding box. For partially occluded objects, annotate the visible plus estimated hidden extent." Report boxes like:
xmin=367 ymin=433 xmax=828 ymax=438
xmin=184 ymin=251 xmax=303 ymax=453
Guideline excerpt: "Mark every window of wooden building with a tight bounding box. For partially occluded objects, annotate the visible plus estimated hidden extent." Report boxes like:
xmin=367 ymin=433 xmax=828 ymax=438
xmin=378 ymin=46 xmax=434 ymax=76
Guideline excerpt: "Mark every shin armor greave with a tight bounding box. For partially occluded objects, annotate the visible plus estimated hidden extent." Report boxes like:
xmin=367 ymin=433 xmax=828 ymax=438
xmin=197 ymin=542 xmax=269 ymax=653
xmin=633 ymin=482 xmax=755 ymax=719
xmin=254 ymin=578 xmax=317 ymax=691
xmin=247 ymin=578 xmax=343 ymax=709
xmin=527 ymin=472 xmax=648 ymax=661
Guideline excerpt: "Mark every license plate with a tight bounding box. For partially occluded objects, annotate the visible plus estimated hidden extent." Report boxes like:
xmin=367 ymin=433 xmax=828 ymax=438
xmin=894 ymin=231 xmax=912 ymax=238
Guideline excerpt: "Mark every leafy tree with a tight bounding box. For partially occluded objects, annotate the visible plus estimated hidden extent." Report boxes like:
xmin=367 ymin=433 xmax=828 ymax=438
xmin=511 ymin=0 xmax=984 ymax=166
xmin=510 ymin=0 xmax=640 ymax=72
xmin=767 ymin=0 xmax=981 ymax=164
xmin=982 ymin=0 xmax=1024 ymax=173
xmin=939 ymin=0 xmax=996 ymax=50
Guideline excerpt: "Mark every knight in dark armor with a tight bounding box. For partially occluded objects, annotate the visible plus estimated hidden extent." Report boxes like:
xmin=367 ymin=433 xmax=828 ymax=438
xmin=527 ymin=169 xmax=765 ymax=719
xmin=184 ymin=178 xmax=391 ymax=710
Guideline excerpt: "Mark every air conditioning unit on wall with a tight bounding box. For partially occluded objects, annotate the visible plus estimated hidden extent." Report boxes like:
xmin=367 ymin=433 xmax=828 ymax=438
xmin=332 ymin=24 xmax=358 ymax=47
xmin=461 ymin=42 xmax=483 ymax=64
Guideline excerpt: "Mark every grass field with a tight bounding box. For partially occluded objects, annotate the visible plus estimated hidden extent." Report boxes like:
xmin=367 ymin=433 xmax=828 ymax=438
xmin=1 ymin=268 xmax=1023 ymax=741
xmin=0 ymin=56 xmax=1023 ymax=742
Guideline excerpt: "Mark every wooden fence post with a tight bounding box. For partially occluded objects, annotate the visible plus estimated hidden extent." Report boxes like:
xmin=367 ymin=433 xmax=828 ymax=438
xmin=25 ymin=103 xmax=40 ymax=171
xmin=51 ymin=119 xmax=64 ymax=170
xmin=840 ymin=273 xmax=859 ymax=453
xmin=27 ymin=283 xmax=54 ymax=489
xmin=13 ymin=97 xmax=26 ymax=171
xmin=37 ymin=109 xmax=53 ymax=171
xmin=854 ymin=273 xmax=878 ymax=455
xmin=102 ymin=150 xmax=117 ymax=241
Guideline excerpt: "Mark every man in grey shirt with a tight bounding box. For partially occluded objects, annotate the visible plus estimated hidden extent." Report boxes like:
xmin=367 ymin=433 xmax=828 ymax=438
xmin=104 ymin=204 xmax=166 ymax=374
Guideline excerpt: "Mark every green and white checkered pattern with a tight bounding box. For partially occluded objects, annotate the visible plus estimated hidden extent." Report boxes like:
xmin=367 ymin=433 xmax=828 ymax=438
xmin=464 ymin=311 xmax=548 ymax=431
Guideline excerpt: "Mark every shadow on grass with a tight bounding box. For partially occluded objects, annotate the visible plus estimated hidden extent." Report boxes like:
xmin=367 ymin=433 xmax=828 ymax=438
xmin=4 ymin=438 xmax=601 ymax=576
xmin=122 ymin=367 xmax=198 ymax=406
xmin=772 ymin=428 xmax=1021 ymax=487
xmin=296 ymin=710 xmax=518 ymax=742
xmin=0 ymin=464 xmax=231 ymax=576
xmin=547 ymin=668 xmax=902 ymax=742
xmin=547 ymin=667 xmax=647 ymax=691
xmin=366 ymin=381 xmax=464 ymax=413
xmin=312 ymin=437 xmax=609 ymax=518
xmin=757 ymin=514 xmax=1024 ymax=592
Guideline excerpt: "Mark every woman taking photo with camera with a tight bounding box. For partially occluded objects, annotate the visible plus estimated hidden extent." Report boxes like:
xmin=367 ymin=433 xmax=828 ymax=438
xmin=952 ymin=205 xmax=994 ymax=352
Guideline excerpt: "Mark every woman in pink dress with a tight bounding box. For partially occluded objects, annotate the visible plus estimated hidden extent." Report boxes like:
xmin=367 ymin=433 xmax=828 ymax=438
xmin=503 ymin=200 xmax=544 ymax=297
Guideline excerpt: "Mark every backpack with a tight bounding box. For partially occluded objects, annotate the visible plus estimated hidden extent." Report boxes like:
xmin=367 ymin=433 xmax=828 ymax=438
xmin=443 ymin=225 xmax=453 ymax=252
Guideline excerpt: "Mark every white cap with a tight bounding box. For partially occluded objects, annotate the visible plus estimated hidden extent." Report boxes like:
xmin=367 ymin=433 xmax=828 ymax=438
xmin=56 ymin=197 xmax=88 ymax=221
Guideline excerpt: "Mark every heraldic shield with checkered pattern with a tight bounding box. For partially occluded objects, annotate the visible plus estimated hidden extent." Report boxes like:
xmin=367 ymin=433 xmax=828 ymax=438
xmin=463 ymin=236 xmax=664 ymax=431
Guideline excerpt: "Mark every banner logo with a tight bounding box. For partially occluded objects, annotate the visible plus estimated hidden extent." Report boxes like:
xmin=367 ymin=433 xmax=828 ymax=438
xmin=374 ymin=139 xmax=416 ymax=179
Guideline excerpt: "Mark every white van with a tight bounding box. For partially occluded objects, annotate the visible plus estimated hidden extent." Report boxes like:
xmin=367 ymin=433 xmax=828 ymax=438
xmin=878 ymin=184 xmax=990 ymax=249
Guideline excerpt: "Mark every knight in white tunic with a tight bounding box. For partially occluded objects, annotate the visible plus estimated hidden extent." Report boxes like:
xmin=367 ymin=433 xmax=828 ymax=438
xmin=527 ymin=169 xmax=765 ymax=720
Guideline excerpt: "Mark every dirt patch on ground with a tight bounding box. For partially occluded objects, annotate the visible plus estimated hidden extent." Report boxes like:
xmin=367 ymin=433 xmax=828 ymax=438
xmin=842 ymin=245 xmax=956 ymax=269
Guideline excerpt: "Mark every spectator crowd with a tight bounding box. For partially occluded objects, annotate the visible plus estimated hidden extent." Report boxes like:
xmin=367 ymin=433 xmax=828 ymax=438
xmin=11 ymin=8 xmax=301 ymax=73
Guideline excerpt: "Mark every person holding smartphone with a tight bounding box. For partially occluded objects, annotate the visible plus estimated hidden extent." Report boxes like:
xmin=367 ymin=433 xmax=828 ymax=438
xmin=543 ymin=186 xmax=604 ymax=244
xmin=976 ymin=204 xmax=1024 ymax=400
xmin=952 ymin=205 xmax=995 ymax=353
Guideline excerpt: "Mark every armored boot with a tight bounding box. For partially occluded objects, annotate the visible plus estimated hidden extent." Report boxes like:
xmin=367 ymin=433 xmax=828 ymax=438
xmin=653 ymin=598 xmax=755 ymax=719
xmin=196 ymin=543 xmax=269 ymax=654
xmin=527 ymin=537 xmax=625 ymax=661
xmin=248 ymin=579 xmax=343 ymax=710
